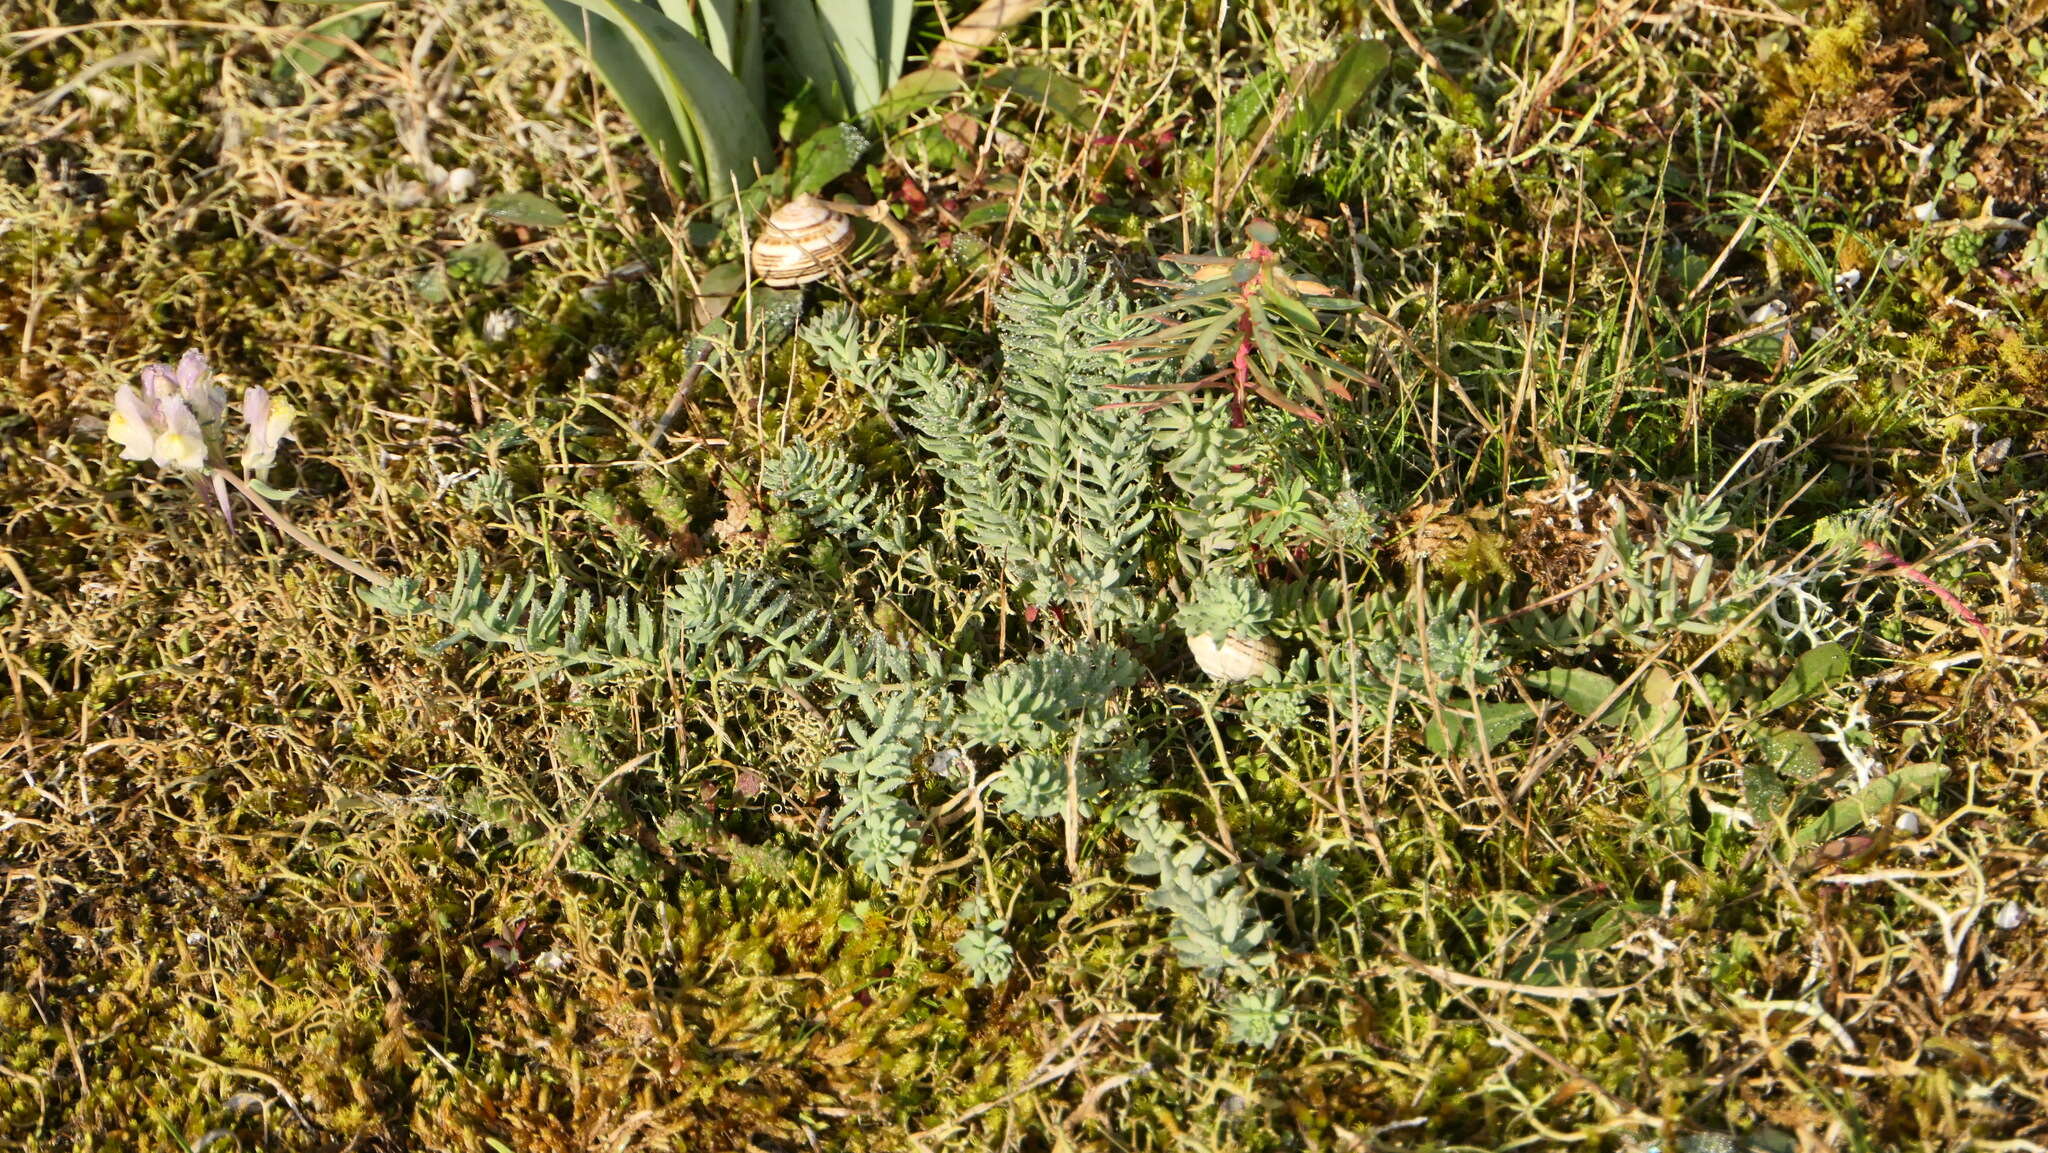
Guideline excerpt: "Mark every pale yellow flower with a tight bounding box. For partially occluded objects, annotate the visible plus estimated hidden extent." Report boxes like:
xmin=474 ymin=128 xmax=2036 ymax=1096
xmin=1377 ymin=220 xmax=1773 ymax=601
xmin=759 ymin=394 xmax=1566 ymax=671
xmin=240 ymin=385 xmax=298 ymax=476
xmin=108 ymin=350 xmax=222 ymax=474
xmin=143 ymin=349 xmax=225 ymax=427
xmin=108 ymin=385 xmax=157 ymax=461
xmin=151 ymin=396 xmax=209 ymax=473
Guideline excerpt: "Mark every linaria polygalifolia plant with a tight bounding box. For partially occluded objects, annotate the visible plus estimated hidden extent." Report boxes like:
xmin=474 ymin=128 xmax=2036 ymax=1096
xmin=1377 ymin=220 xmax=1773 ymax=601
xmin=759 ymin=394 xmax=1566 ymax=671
xmin=106 ymin=264 xmax=1893 ymax=1047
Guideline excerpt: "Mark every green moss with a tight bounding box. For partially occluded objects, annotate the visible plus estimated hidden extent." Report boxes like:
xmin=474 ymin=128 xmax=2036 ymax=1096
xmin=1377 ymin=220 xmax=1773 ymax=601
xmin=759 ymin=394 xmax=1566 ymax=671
xmin=5 ymin=0 xmax=2046 ymax=1148
xmin=1760 ymin=5 xmax=1880 ymax=135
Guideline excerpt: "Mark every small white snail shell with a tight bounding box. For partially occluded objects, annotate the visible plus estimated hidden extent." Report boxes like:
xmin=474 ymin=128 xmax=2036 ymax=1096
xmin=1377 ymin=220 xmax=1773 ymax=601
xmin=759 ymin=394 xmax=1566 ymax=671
xmin=751 ymin=195 xmax=853 ymax=287
xmin=1188 ymin=632 xmax=1280 ymax=683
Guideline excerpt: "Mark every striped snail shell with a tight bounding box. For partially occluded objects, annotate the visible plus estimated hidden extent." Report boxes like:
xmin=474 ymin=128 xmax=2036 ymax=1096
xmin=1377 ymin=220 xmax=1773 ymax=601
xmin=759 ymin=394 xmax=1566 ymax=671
xmin=1187 ymin=632 xmax=1281 ymax=683
xmin=751 ymin=195 xmax=854 ymax=287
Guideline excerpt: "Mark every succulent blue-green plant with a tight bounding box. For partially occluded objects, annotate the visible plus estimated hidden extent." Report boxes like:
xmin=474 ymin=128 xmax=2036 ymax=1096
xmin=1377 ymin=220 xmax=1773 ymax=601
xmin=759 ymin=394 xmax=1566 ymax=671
xmin=1176 ymin=570 xmax=1273 ymax=642
xmin=1221 ymin=986 xmax=1292 ymax=1049
xmin=1120 ymin=802 xmax=1278 ymax=983
xmin=1151 ymin=397 xmax=1259 ymax=564
xmin=953 ymin=646 xmax=1137 ymax=750
xmin=761 ymin=438 xmax=907 ymax=550
xmin=1508 ymin=490 xmax=1833 ymax=657
xmin=825 ymin=691 xmax=925 ymax=881
xmin=894 ymin=262 xmax=1163 ymax=631
xmin=954 ymin=897 xmax=1016 ymax=986
xmin=1360 ymin=585 xmax=1505 ymax=690
xmin=993 ymin=751 xmax=1075 ymax=820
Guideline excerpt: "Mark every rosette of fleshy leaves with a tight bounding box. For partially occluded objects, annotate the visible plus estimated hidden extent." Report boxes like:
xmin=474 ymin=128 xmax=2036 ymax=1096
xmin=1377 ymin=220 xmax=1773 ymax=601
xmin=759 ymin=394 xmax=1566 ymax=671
xmin=1105 ymin=219 xmax=1367 ymax=423
xmin=953 ymin=896 xmax=1016 ymax=987
xmin=1174 ymin=570 xmax=1273 ymax=642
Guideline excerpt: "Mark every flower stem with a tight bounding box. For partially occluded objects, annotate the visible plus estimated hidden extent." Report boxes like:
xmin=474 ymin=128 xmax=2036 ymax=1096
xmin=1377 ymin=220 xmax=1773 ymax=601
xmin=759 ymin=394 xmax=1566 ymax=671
xmin=211 ymin=468 xmax=390 ymax=588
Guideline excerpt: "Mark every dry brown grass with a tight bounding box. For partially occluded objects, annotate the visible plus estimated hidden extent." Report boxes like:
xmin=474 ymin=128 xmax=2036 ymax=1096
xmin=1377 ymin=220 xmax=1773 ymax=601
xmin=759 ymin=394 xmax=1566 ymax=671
xmin=4 ymin=1 xmax=2047 ymax=1150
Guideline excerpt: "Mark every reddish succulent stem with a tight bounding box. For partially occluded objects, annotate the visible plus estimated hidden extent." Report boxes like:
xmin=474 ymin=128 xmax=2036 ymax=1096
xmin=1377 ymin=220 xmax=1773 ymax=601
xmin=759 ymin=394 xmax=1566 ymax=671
xmin=1861 ymin=540 xmax=1989 ymax=638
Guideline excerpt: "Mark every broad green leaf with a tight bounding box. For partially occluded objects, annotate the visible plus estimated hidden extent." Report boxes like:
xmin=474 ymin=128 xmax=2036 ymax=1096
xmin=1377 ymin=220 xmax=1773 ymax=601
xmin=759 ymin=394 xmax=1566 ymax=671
xmin=1220 ymin=70 xmax=1281 ymax=141
xmin=659 ymin=0 xmax=729 ymax=68
xmin=872 ymin=0 xmax=913 ymax=95
xmin=483 ymin=191 xmax=570 ymax=228
xmin=1423 ymin=699 xmax=1537 ymax=757
xmin=812 ymin=0 xmax=887 ymax=112
xmin=1792 ymin=762 xmax=1946 ymax=848
xmin=1526 ymin=667 xmax=1626 ymax=722
xmin=752 ymin=286 xmax=809 ymax=345
xmin=671 ymin=0 xmax=764 ymax=108
xmin=690 ymin=261 xmax=748 ymax=325
xmin=1741 ymin=761 xmax=1787 ymax=822
xmin=956 ymin=200 xmax=1013 ymax=229
xmin=1755 ymin=725 xmax=1824 ymax=781
xmin=1758 ymin=642 xmax=1851 ymax=714
xmin=1282 ymin=36 xmax=1390 ymax=143
xmin=789 ymin=121 xmax=872 ymax=195
xmin=870 ymin=67 xmax=965 ymax=125
xmin=538 ymin=0 xmax=698 ymax=190
xmin=447 ymin=239 xmax=511 ymax=286
xmin=1633 ymin=667 xmax=1690 ymax=824
xmin=272 ymin=2 xmax=385 ymax=81
xmin=1745 ymin=725 xmax=1822 ymax=832
xmin=541 ymin=0 xmax=773 ymax=196
xmin=980 ymin=66 xmax=1091 ymax=128
xmin=414 ymin=264 xmax=450 ymax=302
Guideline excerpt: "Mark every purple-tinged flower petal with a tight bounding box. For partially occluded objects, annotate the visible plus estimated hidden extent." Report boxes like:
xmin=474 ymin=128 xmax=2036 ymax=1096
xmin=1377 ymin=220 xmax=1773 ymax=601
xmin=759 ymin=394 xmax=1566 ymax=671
xmin=139 ymin=363 xmax=178 ymax=405
xmin=174 ymin=349 xmax=210 ymax=391
xmin=240 ymin=385 xmax=298 ymax=475
xmin=174 ymin=351 xmax=225 ymax=427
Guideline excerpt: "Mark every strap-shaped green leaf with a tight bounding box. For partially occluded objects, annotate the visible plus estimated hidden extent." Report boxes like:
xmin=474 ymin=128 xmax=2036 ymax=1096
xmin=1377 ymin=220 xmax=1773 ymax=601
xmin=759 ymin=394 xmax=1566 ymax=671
xmin=663 ymin=0 xmax=764 ymax=109
xmin=538 ymin=0 xmax=772 ymax=196
xmin=538 ymin=0 xmax=699 ymax=187
xmin=872 ymin=0 xmax=911 ymax=94
xmin=766 ymin=0 xmax=856 ymax=119
xmin=813 ymin=0 xmax=886 ymax=113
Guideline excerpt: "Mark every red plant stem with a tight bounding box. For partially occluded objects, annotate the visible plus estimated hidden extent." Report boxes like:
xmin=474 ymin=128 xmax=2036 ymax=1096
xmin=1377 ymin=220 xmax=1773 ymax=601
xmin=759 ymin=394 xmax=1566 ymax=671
xmin=1861 ymin=540 xmax=1989 ymax=638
